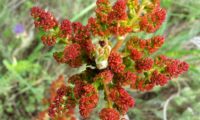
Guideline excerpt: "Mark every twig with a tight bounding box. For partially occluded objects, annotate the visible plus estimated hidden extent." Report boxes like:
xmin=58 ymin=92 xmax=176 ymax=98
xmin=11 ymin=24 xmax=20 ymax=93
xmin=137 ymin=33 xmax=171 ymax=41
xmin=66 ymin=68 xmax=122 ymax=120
xmin=103 ymin=82 xmax=112 ymax=108
xmin=111 ymin=35 xmax=127 ymax=52
xmin=163 ymin=80 xmax=181 ymax=120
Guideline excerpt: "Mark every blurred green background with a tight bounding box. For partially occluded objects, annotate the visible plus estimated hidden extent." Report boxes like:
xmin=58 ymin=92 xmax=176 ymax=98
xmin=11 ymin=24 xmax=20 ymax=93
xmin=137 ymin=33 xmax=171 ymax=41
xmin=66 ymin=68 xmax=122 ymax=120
xmin=0 ymin=0 xmax=200 ymax=120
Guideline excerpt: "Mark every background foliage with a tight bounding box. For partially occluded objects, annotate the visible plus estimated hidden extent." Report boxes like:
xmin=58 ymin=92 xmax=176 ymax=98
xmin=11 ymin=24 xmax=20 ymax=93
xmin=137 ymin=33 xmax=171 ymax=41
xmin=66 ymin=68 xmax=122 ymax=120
xmin=0 ymin=0 xmax=200 ymax=120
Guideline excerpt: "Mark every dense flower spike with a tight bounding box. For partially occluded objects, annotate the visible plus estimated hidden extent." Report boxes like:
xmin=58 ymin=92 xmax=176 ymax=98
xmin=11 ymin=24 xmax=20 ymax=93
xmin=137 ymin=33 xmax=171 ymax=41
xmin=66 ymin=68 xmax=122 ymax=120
xmin=99 ymin=108 xmax=120 ymax=120
xmin=31 ymin=0 xmax=189 ymax=119
xmin=94 ymin=70 xmax=114 ymax=84
xmin=49 ymin=75 xmax=65 ymax=102
xmin=60 ymin=19 xmax=72 ymax=38
xmin=165 ymin=59 xmax=189 ymax=77
xmin=96 ymin=0 xmax=111 ymax=23
xmin=130 ymin=48 xmax=143 ymax=61
xmin=41 ymin=35 xmax=56 ymax=46
xmin=119 ymin=71 xmax=137 ymax=86
xmin=31 ymin=7 xmax=58 ymax=31
xmin=135 ymin=58 xmax=154 ymax=72
xmin=63 ymin=43 xmax=81 ymax=62
xmin=140 ymin=7 xmax=166 ymax=33
xmin=151 ymin=70 xmax=169 ymax=86
xmin=108 ymin=52 xmax=125 ymax=73
xmin=48 ymin=85 xmax=76 ymax=119
xmin=136 ymin=79 xmax=155 ymax=91
xmin=79 ymin=84 xmax=99 ymax=118
xmin=148 ymin=36 xmax=165 ymax=53
xmin=108 ymin=0 xmax=127 ymax=21
xmin=109 ymin=87 xmax=135 ymax=114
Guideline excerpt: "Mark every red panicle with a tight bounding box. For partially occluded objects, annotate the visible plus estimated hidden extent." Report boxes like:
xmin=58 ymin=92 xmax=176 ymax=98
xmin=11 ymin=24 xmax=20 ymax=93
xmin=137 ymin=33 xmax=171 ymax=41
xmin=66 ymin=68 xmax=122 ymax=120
xmin=96 ymin=0 xmax=111 ymax=23
xmin=108 ymin=0 xmax=127 ymax=21
xmin=165 ymin=60 xmax=189 ymax=77
xmin=148 ymin=36 xmax=165 ymax=53
xmin=41 ymin=35 xmax=56 ymax=46
xmin=60 ymin=19 xmax=72 ymax=38
xmin=49 ymin=75 xmax=65 ymax=102
xmin=136 ymin=79 xmax=155 ymax=91
xmin=68 ymin=57 xmax=83 ymax=68
xmin=151 ymin=70 xmax=168 ymax=86
xmin=135 ymin=58 xmax=154 ymax=72
xmin=53 ymin=52 xmax=65 ymax=63
xmin=108 ymin=52 xmax=125 ymax=73
xmin=122 ymin=71 xmax=137 ymax=86
xmin=99 ymin=108 xmax=120 ymax=120
xmin=94 ymin=70 xmax=114 ymax=84
xmin=140 ymin=8 xmax=166 ymax=33
xmin=109 ymin=86 xmax=135 ymax=114
xmin=31 ymin=7 xmax=58 ymax=31
xmin=87 ymin=17 xmax=102 ymax=36
xmin=130 ymin=48 xmax=143 ymax=61
xmin=81 ymin=39 xmax=95 ymax=58
xmin=72 ymin=23 xmax=91 ymax=43
xmin=63 ymin=43 xmax=81 ymax=62
xmin=30 ymin=2 xmax=189 ymax=120
xmin=79 ymin=84 xmax=99 ymax=118
xmin=48 ymin=85 xmax=76 ymax=119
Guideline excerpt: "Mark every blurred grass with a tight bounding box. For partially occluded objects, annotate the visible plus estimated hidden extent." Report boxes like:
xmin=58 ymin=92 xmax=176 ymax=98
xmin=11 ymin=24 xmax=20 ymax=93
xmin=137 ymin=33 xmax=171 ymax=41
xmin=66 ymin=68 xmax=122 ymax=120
xmin=0 ymin=0 xmax=200 ymax=120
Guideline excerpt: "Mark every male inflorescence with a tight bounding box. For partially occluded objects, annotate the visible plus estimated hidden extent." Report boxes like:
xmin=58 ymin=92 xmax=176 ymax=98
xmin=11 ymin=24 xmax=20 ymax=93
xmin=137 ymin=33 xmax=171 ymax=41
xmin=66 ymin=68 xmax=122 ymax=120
xmin=31 ymin=0 xmax=189 ymax=120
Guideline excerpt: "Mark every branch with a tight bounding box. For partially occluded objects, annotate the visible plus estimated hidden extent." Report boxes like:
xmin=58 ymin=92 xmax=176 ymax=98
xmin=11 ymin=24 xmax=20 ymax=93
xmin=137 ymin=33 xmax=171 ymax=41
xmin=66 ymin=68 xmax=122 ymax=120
xmin=163 ymin=81 xmax=181 ymax=120
xmin=103 ymin=82 xmax=112 ymax=108
xmin=111 ymin=36 xmax=126 ymax=52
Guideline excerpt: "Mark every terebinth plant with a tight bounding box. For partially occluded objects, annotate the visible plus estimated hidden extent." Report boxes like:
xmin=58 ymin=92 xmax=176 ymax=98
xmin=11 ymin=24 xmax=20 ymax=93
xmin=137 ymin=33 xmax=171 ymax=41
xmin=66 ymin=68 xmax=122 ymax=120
xmin=31 ymin=0 xmax=189 ymax=120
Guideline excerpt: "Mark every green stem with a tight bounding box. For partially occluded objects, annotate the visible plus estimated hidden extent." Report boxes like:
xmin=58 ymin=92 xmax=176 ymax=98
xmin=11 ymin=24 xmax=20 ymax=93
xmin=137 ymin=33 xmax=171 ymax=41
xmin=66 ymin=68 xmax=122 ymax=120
xmin=103 ymin=82 xmax=112 ymax=108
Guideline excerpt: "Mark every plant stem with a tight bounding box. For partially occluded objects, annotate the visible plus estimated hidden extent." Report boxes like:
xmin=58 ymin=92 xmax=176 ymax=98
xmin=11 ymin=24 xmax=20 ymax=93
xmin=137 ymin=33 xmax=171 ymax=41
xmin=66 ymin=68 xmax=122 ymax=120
xmin=137 ymin=5 xmax=144 ymax=16
xmin=103 ymin=82 xmax=112 ymax=108
xmin=112 ymin=35 xmax=127 ymax=52
xmin=112 ymin=39 xmax=124 ymax=52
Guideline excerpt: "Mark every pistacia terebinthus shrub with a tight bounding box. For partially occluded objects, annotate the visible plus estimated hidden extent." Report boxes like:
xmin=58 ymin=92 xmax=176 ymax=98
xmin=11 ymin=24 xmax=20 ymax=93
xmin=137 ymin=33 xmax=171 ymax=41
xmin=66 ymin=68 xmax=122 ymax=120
xmin=31 ymin=0 xmax=189 ymax=120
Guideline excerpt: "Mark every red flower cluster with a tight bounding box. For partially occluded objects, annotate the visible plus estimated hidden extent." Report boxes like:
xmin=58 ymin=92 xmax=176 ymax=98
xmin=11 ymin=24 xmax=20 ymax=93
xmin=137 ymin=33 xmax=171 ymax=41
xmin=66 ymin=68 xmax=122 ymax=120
xmin=68 ymin=75 xmax=85 ymax=99
xmin=31 ymin=0 xmax=189 ymax=119
xmin=96 ymin=0 xmax=111 ymax=23
xmin=130 ymin=48 xmax=143 ymax=60
xmin=136 ymin=79 xmax=155 ymax=91
xmin=35 ymin=76 xmax=78 ymax=120
xmin=88 ymin=0 xmax=131 ymax=36
xmin=41 ymin=35 xmax=57 ymax=46
xmin=135 ymin=58 xmax=154 ymax=72
xmin=53 ymin=43 xmax=83 ymax=68
xmin=165 ymin=60 xmax=189 ymax=78
xmin=119 ymin=71 xmax=137 ymax=86
xmin=79 ymin=84 xmax=99 ymax=118
xmin=63 ymin=43 xmax=81 ymax=62
xmin=108 ymin=0 xmax=127 ymax=21
xmin=58 ymin=22 xmax=94 ymax=66
xmin=48 ymin=85 xmax=76 ymax=119
xmin=49 ymin=75 xmax=65 ymax=102
xmin=31 ymin=7 xmax=59 ymax=46
xmin=127 ymin=36 xmax=165 ymax=57
xmin=109 ymin=87 xmax=135 ymax=114
xmin=149 ymin=36 xmax=165 ymax=53
xmin=108 ymin=52 xmax=125 ymax=73
xmin=140 ymin=8 xmax=166 ymax=33
xmin=151 ymin=70 xmax=168 ymax=86
xmin=94 ymin=70 xmax=114 ymax=84
xmin=99 ymin=108 xmax=120 ymax=120
xmin=60 ymin=19 xmax=72 ymax=38
xmin=132 ymin=56 xmax=189 ymax=91
xmin=31 ymin=7 xmax=58 ymax=31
